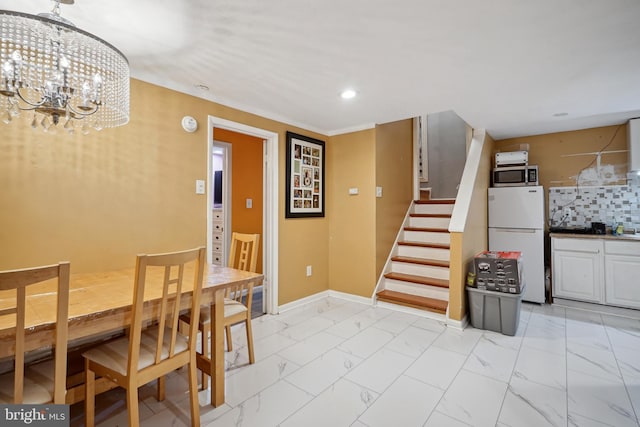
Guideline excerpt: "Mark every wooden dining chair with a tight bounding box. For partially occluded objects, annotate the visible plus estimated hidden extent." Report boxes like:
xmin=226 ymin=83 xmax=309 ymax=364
xmin=180 ymin=232 xmax=259 ymax=389
xmin=82 ymin=247 xmax=205 ymax=427
xmin=0 ymin=262 xmax=70 ymax=404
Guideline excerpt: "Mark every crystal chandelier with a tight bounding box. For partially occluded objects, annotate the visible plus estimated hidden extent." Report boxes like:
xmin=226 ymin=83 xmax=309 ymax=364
xmin=0 ymin=0 xmax=129 ymax=133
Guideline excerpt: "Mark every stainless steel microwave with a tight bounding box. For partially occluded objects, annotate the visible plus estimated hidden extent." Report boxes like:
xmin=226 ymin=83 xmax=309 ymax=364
xmin=493 ymin=165 xmax=538 ymax=187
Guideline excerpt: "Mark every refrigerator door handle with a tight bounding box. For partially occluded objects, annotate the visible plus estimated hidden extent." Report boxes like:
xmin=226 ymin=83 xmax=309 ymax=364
xmin=493 ymin=228 xmax=537 ymax=233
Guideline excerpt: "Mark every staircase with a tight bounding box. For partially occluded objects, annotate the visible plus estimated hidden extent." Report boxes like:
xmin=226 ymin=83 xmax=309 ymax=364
xmin=375 ymin=199 xmax=455 ymax=317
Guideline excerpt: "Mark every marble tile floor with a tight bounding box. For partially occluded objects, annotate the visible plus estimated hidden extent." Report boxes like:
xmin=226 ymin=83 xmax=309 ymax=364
xmin=69 ymin=296 xmax=640 ymax=427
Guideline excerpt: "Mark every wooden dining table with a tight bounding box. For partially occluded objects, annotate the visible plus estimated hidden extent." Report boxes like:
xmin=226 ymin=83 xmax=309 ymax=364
xmin=0 ymin=263 xmax=263 ymax=407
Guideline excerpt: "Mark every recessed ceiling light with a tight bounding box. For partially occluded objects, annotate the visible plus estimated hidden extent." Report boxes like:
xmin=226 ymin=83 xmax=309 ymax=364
xmin=340 ymin=89 xmax=357 ymax=99
xmin=552 ymin=112 xmax=568 ymax=117
xmin=195 ymin=84 xmax=209 ymax=91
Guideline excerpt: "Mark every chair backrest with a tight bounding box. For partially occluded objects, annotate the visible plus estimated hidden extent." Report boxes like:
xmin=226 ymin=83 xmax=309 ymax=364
xmin=127 ymin=247 xmax=205 ymax=376
xmin=225 ymin=233 xmax=260 ymax=306
xmin=0 ymin=262 xmax=70 ymax=404
xmin=227 ymin=232 xmax=260 ymax=273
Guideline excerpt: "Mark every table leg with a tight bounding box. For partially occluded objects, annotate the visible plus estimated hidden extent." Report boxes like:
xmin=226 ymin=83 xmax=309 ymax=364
xmin=211 ymin=288 xmax=225 ymax=406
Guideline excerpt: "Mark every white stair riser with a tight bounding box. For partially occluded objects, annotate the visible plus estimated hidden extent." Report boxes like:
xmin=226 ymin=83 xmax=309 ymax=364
xmin=382 ymin=279 xmax=450 ymax=302
xmin=390 ymin=261 xmax=450 ymax=280
xmin=404 ymin=230 xmax=450 ymax=245
xmin=397 ymin=245 xmax=450 ymax=261
xmin=409 ymin=216 xmax=451 ymax=229
xmin=413 ymin=204 xmax=454 ymax=215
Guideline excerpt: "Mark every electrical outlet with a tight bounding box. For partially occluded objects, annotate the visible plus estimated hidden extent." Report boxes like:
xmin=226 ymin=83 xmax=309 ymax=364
xmin=306 ymin=265 xmax=312 ymax=276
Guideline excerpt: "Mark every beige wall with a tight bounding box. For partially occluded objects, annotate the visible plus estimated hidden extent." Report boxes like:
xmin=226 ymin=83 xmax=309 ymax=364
xmin=495 ymin=124 xmax=628 ymax=189
xmin=0 ymin=79 xmax=330 ymax=306
xmin=326 ymin=120 xmax=414 ymax=298
xmin=375 ymin=120 xmax=414 ymax=277
xmin=327 ymin=129 xmax=377 ymax=297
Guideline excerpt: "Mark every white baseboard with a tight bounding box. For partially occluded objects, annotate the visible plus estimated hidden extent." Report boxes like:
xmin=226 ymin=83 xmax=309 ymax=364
xmin=277 ymin=290 xmax=330 ymax=313
xmin=327 ymin=290 xmax=372 ymax=306
xmin=447 ymin=314 xmax=469 ymax=330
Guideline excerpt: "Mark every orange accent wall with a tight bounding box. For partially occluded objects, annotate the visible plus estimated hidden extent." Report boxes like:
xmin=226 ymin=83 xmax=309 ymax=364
xmin=213 ymin=128 xmax=264 ymax=273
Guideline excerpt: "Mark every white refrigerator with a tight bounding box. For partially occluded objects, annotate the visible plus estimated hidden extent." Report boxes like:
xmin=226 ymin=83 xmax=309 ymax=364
xmin=488 ymin=186 xmax=545 ymax=303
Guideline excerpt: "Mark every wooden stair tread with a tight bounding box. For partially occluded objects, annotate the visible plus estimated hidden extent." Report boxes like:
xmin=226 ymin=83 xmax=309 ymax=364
xmin=384 ymin=272 xmax=449 ymax=288
xmin=376 ymin=290 xmax=447 ymax=314
xmin=410 ymin=213 xmax=452 ymax=218
xmin=398 ymin=241 xmax=450 ymax=250
xmin=391 ymin=256 xmax=449 ymax=268
xmin=404 ymin=226 xmax=449 ymax=233
xmin=414 ymin=199 xmax=455 ymax=205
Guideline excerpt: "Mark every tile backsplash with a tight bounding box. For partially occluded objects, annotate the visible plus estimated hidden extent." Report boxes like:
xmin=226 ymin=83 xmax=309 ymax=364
xmin=548 ymin=185 xmax=640 ymax=230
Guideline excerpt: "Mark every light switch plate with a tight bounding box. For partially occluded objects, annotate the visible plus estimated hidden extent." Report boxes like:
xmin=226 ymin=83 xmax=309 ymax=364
xmin=195 ymin=180 xmax=205 ymax=194
xmin=246 ymin=198 xmax=253 ymax=208
xmin=348 ymin=187 xmax=359 ymax=195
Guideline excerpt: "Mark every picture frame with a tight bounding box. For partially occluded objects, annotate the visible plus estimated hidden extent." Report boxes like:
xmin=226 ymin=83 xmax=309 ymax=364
xmin=285 ymin=131 xmax=325 ymax=218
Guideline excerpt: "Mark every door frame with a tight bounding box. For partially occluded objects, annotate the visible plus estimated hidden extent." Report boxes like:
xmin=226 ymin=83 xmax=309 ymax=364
xmin=207 ymin=116 xmax=279 ymax=315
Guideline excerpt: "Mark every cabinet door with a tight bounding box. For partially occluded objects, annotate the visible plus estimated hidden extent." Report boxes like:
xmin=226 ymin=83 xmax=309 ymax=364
xmin=552 ymin=239 xmax=603 ymax=303
xmin=605 ymin=254 xmax=640 ymax=309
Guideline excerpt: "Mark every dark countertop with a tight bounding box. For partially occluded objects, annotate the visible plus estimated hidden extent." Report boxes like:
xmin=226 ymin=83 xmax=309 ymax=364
xmin=550 ymin=232 xmax=640 ymax=241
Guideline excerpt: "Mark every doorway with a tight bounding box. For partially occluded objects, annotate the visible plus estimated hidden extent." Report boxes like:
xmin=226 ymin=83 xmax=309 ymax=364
xmin=210 ymin=142 xmax=231 ymax=266
xmin=207 ymin=116 xmax=279 ymax=315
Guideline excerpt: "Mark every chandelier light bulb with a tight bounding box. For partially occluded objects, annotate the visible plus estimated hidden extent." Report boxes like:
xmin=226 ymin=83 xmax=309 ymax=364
xmin=2 ymin=61 xmax=13 ymax=76
xmin=59 ymin=56 xmax=69 ymax=69
xmin=10 ymin=50 xmax=22 ymax=62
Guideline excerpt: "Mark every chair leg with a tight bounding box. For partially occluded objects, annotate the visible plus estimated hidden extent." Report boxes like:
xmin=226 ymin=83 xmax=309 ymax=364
xmin=157 ymin=375 xmax=166 ymax=401
xmin=126 ymin=386 xmax=140 ymax=427
xmin=246 ymin=318 xmax=255 ymax=364
xmin=84 ymin=360 xmax=95 ymax=427
xmin=225 ymin=325 xmax=233 ymax=351
xmin=188 ymin=358 xmax=201 ymax=427
xmin=200 ymin=324 xmax=208 ymax=390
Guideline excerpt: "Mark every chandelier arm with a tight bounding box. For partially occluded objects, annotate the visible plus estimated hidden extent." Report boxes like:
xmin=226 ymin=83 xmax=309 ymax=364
xmin=14 ymin=88 xmax=48 ymax=109
xmin=67 ymin=102 xmax=99 ymax=118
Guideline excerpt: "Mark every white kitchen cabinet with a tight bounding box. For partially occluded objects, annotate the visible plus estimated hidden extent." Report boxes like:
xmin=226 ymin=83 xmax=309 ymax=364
xmin=604 ymin=241 xmax=640 ymax=309
xmin=552 ymin=237 xmax=604 ymax=303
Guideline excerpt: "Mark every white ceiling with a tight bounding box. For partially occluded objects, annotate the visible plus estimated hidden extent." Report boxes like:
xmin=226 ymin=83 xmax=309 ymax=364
xmin=3 ymin=0 xmax=640 ymax=139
